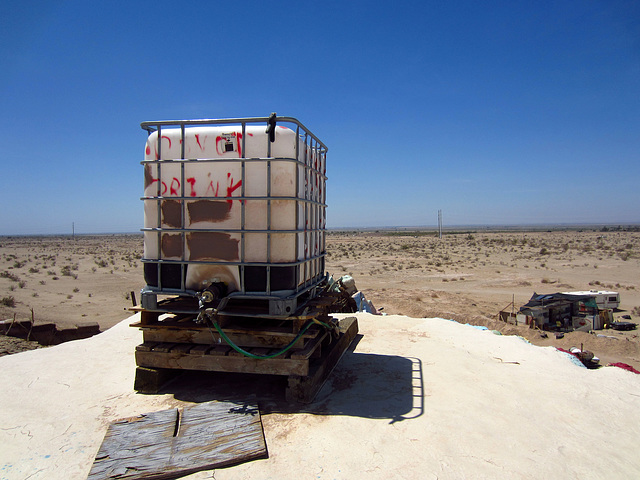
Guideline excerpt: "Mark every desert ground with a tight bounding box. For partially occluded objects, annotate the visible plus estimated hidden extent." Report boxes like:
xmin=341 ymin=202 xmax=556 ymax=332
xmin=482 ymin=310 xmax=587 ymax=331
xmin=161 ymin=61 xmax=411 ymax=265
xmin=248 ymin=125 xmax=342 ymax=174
xmin=1 ymin=228 xmax=639 ymax=368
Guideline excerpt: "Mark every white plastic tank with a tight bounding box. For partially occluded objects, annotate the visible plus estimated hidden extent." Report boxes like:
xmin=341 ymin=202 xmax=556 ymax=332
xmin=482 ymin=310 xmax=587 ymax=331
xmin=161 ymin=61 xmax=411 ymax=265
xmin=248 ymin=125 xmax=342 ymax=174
xmin=141 ymin=119 xmax=327 ymax=297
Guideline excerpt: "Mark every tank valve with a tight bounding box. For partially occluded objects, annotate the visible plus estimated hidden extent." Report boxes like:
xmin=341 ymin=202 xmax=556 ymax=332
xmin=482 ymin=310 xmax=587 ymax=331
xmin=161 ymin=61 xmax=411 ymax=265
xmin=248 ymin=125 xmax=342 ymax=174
xmin=198 ymin=290 xmax=215 ymax=308
xmin=196 ymin=282 xmax=227 ymax=310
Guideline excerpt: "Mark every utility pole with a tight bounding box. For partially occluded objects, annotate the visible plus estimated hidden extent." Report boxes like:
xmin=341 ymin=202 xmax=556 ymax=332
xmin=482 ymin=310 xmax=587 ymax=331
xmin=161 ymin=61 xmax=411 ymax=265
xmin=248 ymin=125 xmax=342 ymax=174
xmin=438 ymin=210 xmax=442 ymax=239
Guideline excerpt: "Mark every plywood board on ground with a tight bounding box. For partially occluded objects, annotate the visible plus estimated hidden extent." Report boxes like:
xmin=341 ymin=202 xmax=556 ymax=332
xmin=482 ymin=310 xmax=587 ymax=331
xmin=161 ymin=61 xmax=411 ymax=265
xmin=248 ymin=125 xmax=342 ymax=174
xmin=87 ymin=399 xmax=267 ymax=480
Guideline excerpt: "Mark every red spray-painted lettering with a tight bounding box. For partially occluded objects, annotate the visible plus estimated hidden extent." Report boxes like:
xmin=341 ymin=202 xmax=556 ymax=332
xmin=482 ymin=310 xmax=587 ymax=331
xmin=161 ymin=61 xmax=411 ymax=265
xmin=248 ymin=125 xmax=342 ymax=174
xmin=226 ymin=173 xmax=242 ymax=205
xmin=169 ymin=178 xmax=180 ymax=196
xmin=148 ymin=178 xmax=168 ymax=195
xmin=186 ymin=178 xmax=196 ymax=197
xmin=148 ymin=172 xmax=242 ymax=203
xmin=205 ymin=181 xmax=220 ymax=196
xmin=195 ymin=134 xmax=205 ymax=150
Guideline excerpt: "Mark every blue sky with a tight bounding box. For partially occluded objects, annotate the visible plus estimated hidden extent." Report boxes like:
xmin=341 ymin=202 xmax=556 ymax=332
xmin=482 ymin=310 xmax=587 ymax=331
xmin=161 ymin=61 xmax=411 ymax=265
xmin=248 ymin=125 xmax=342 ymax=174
xmin=1 ymin=0 xmax=638 ymax=234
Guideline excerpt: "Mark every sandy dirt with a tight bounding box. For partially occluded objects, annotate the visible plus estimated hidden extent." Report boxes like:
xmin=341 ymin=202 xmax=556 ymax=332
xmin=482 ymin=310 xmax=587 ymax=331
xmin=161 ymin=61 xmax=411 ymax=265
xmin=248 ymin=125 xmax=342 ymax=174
xmin=0 ymin=235 xmax=141 ymax=355
xmin=1 ymin=229 xmax=639 ymax=367
xmin=2 ymin=312 xmax=640 ymax=480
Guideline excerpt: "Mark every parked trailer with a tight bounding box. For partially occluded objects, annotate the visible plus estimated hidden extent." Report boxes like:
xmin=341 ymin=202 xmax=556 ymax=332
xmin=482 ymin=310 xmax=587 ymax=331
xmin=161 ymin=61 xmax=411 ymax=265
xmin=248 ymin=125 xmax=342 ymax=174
xmin=561 ymin=290 xmax=620 ymax=310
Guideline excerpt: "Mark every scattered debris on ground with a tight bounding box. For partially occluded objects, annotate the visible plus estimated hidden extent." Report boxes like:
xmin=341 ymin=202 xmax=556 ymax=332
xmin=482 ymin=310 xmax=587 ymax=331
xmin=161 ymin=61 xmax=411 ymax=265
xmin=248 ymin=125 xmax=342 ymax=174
xmin=0 ymin=318 xmax=100 ymax=348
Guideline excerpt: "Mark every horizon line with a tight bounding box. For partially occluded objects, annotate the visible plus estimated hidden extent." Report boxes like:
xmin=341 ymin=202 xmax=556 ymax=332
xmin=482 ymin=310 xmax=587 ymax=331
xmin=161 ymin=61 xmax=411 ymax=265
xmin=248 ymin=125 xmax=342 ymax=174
xmin=2 ymin=221 xmax=640 ymax=237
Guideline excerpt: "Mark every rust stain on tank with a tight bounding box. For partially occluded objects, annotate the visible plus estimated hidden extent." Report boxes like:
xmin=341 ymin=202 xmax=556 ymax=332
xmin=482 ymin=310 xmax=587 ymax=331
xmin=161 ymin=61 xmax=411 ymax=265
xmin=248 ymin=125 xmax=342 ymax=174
xmin=161 ymin=200 xmax=182 ymax=228
xmin=162 ymin=233 xmax=183 ymax=258
xmin=187 ymin=200 xmax=231 ymax=224
xmin=144 ymin=164 xmax=154 ymax=189
xmin=187 ymin=232 xmax=239 ymax=261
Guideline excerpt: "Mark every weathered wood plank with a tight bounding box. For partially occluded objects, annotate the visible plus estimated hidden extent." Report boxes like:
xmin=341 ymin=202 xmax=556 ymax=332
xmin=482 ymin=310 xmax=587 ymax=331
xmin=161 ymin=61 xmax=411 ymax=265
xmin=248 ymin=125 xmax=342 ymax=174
xmin=207 ymin=344 xmax=231 ymax=356
xmin=87 ymin=400 xmax=267 ymax=479
xmin=135 ymin=321 xmax=320 ymax=337
xmin=169 ymin=343 xmax=193 ymax=354
xmin=135 ymin=342 xmax=159 ymax=352
xmin=228 ymin=348 xmax=245 ymax=357
xmin=135 ymin=349 xmax=309 ymax=376
xmin=286 ymin=316 xmax=359 ymax=403
xmin=290 ymin=331 xmax=328 ymax=360
xmin=249 ymin=347 xmax=273 ymax=357
xmin=227 ymin=346 xmax=276 ymax=358
xmin=139 ymin=311 xmax=160 ymax=325
xmin=140 ymin=325 xmax=316 ymax=349
xmin=152 ymin=343 xmax=179 ymax=354
xmin=189 ymin=344 xmax=211 ymax=355
xmin=133 ymin=367 xmax=180 ymax=394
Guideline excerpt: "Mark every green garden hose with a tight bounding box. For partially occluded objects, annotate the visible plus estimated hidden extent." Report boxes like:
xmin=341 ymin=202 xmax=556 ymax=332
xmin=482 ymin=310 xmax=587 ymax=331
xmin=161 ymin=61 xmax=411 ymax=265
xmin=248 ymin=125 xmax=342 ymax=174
xmin=207 ymin=317 xmax=332 ymax=359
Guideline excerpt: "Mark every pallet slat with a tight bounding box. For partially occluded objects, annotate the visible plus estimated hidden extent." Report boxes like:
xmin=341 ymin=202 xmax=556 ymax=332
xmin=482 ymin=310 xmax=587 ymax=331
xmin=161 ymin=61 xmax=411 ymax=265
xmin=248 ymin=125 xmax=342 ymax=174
xmin=208 ymin=345 xmax=232 ymax=356
xmin=290 ymin=331 xmax=328 ymax=360
xmin=136 ymin=324 xmax=319 ymax=348
xmin=189 ymin=345 xmax=211 ymax=355
xmin=287 ymin=317 xmax=359 ymax=403
xmin=170 ymin=344 xmax=193 ymax=354
xmin=153 ymin=343 xmax=179 ymax=353
xmin=135 ymin=348 xmax=309 ymax=376
xmin=135 ymin=342 xmax=159 ymax=352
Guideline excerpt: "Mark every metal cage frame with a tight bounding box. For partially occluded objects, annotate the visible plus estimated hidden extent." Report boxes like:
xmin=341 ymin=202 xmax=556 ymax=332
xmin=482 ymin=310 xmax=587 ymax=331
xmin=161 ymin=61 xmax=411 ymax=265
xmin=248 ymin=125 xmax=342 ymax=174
xmin=139 ymin=115 xmax=328 ymax=317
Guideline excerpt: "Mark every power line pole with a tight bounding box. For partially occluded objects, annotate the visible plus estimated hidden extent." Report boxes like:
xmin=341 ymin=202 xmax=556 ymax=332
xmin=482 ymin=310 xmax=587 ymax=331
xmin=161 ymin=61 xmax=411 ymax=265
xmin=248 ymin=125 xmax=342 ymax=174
xmin=438 ymin=210 xmax=442 ymax=239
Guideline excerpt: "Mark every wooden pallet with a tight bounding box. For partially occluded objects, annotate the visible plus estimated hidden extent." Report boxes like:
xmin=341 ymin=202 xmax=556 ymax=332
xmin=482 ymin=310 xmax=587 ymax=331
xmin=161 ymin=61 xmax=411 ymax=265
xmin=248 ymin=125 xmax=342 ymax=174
xmin=133 ymin=316 xmax=358 ymax=403
xmin=131 ymin=317 xmax=324 ymax=349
